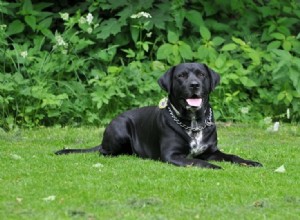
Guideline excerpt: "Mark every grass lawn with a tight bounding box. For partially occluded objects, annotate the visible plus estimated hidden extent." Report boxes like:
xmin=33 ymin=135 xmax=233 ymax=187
xmin=0 ymin=123 xmax=299 ymax=220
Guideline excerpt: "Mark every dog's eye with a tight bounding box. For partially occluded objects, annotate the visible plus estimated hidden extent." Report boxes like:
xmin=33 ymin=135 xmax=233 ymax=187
xmin=196 ymin=71 xmax=205 ymax=77
xmin=178 ymin=72 xmax=188 ymax=78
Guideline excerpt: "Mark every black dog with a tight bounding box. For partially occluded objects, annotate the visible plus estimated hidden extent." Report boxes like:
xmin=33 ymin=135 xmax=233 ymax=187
xmin=55 ymin=63 xmax=262 ymax=169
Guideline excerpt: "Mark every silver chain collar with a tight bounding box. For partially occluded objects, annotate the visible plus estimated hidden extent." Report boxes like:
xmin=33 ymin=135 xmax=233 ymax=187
xmin=167 ymin=106 xmax=213 ymax=132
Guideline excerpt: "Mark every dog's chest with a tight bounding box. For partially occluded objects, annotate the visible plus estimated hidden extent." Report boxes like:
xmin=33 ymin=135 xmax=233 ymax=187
xmin=187 ymin=130 xmax=209 ymax=156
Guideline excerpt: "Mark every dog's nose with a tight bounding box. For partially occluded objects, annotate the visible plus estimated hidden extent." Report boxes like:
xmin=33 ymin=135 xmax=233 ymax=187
xmin=190 ymin=81 xmax=200 ymax=89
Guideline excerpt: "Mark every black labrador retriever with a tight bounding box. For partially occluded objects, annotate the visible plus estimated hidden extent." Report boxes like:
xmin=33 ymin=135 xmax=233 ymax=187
xmin=55 ymin=63 xmax=262 ymax=169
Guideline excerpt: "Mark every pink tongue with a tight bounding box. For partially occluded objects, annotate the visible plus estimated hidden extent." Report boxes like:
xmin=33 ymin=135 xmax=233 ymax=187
xmin=186 ymin=98 xmax=202 ymax=107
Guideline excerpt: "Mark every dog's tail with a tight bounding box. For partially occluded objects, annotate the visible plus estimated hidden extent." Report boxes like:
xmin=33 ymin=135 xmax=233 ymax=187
xmin=55 ymin=145 xmax=101 ymax=155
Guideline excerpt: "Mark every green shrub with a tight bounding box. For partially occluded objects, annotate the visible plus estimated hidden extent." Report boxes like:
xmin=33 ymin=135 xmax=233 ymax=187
xmin=0 ymin=0 xmax=299 ymax=129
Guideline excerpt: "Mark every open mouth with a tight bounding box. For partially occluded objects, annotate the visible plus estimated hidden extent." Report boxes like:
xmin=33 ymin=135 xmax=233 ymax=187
xmin=186 ymin=95 xmax=203 ymax=107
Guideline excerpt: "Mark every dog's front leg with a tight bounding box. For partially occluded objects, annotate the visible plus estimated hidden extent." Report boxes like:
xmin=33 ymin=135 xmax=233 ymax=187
xmin=162 ymin=154 xmax=222 ymax=169
xmin=207 ymin=150 xmax=263 ymax=167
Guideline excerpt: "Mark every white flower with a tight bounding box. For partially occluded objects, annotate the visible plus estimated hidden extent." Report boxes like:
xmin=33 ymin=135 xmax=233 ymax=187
xmin=142 ymin=12 xmax=152 ymax=18
xmin=55 ymin=34 xmax=67 ymax=47
xmin=86 ymin=13 xmax=93 ymax=25
xmin=79 ymin=16 xmax=87 ymax=24
xmin=287 ymin=108 xmax=290 ymax=119
xmin=87 ymin=27 xmax=93 ymax=34
xmin=0 ymin=24 xmax=7 ymax=30
xmin=20 ymin=51 xmax=28 ymax=58
xmin=131 ymin=11 xmax=152 ymax=19
xmin=60 ymin=12 xmax=69 ymax=21
xmin=146 ymin=32 xmax=152 ymax=37
xmin=263 ymin=117 xmax=272 ymax=125
xmin=240 ymin=107 xmax=250 ymax=114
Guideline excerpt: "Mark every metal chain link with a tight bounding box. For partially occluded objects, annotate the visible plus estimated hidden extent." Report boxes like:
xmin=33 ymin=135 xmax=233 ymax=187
xmin=167 ymin=107 xmax=213 ymax=132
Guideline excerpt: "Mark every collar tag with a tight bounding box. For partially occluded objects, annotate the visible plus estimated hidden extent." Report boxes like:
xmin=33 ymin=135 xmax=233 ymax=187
xmin=158 ymin=97 xmax=168 ymax=109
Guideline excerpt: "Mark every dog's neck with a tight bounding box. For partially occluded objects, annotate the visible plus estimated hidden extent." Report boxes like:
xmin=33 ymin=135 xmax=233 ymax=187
xmin=167 ymin=101 xmax=213 ymax=132
xmin=168 ymin=100 xmax=207 ymax=123
xmin=168 ymin=101 xmax=209 ymax=124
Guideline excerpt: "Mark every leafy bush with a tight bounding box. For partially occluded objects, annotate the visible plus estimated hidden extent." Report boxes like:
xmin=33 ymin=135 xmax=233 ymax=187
xmin=0 ymin=0 xmax=299 ymax=129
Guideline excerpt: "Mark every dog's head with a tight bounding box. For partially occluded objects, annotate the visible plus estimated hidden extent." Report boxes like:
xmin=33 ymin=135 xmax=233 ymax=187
xmin=158 ymin=63 xmax=220 ymax=111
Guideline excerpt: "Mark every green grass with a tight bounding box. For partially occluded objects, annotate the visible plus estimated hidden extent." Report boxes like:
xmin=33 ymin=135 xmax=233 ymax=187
xmin=1 ymin=124 xmax=299 ymax=220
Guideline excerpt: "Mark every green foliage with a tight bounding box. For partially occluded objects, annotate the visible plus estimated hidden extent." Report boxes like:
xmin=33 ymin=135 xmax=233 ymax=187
xmin=0 ymin=0 xmax=300 ymax=129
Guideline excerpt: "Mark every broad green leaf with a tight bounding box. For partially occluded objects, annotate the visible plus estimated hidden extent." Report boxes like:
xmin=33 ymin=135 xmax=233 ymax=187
xmin=117 ymin=6 xmax=133 ymax=22
xmin=277 ymin=26 xmax=290 ymax=36
xmin=282 ymin=40 xmax=292 ymax=51
xmin=267 ymin=41 xmax=281 ymax=50
xmin=96 ymin=18 xmax=122 ymax=40
xmin=286 ymin=91 xmax=293 ymax=103
xmin=200 ymin=26 xmax=211 ymax=41
xmin=268 ymin=25 xmax=276 ymax=34
xmin=150 ymin=5 xmax=172 ymax=30
xmin=270 ymin=32 xmax=285 ymax=40
xmin=40 ymin=28 xmax=54 ymax=39
xmin=98 ymin=50 xmax=110 ymax=61
xmin=248 ymin=51 xmax=261 ymax=64
xmin=75 ymin=39 xmax=95 ymax=51
xmin=196 ymin=45 xmax=209 ymax=59
xmin=174 ymin=8 xmax=185 ymax=30
xmin=215 ymin=54 xmax=226 ymax=68
xmin=151 ymin=61 xmax=165 ymax=71
xmin=110 ymin=0 xmax=134 ymax=9
xmin=25 ymin=15 xmax=36 ymax=30
xmin=178 ymin=42 xmax=193 ymax=60
xmin=232 ymin=37 xmax=246 ymax=46
xmin=172 ymin=44 xmax=179 ymax=56
xmin=34 ymin=2 xmax=53 ymax=11
xmin=240 ymin=76 xmax=256 ymax=87
xmin=202 ymin=1 xmax=218 ymax=16
xmin=33 ymin=36 xmax=45 ymax=51
xmin=157 ymin=43 xmax=173 ymax=59
xmin=22 ymin=0 xmax=33 ymax=13
xmin=97 ymin=45 xmax=116 ymax=62
xmin=185 ymin=10 xmax=204 ymax=28
xmin=142 ymin=42 xmax=149 ymax=52
xmin=272 ymin=49 xmax=292 ymax=61
xmin=167 ymin=31 xmax=178 ymax=44
xmin=130 ymin=25 xmax=139 ymax=43
xmin=108 ymin=66 xmax=123 ymax=75
xmin=289 ymin=67 xmax=299 ymax=89
xmin=227 ymin=74 xmax=239 ymax=80
xmin=259 ymin=6 xmax=274 ymax=17
xmin=38 ymin=17 xmax=52 ymax=30
xmin=0 ymin=2 xmax=11 ymax=15
xmin=212 ymin=37 xmax=225 ymax=46
xmin=293 ymin=90 xmax=300 ymax=97
xmin=221 ymin=43 xmax=237 ymax=51
xmin=167 ymin=44 xmax=181 ymax=65
xmin=277 ymin=91 xmax=286 ymax=101
xmin=7 ymin=20 xmax=25 ymax=36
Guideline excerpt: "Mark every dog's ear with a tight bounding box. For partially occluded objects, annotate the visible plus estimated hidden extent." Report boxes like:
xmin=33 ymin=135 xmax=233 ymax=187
xmin=205 ymin=64 xmax=220 ymax=91
xmin=158 ymin=66 xmax=175 ymax=93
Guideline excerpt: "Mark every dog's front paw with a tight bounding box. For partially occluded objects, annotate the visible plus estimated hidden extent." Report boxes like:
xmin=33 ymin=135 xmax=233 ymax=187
xmin=240 ymin=160 xmax=263 ymax=167
xmin=206 ymin=163 xmax=222 ymax=169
